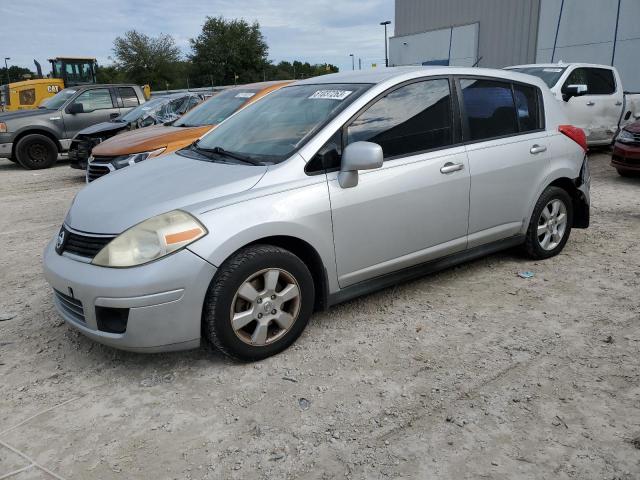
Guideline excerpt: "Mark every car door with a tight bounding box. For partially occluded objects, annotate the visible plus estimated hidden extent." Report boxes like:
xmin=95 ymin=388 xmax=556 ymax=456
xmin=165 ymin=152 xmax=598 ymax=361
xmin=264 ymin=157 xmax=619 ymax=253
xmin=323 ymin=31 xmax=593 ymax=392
xmin=459 ymin=77 xmax=550 ymax=248
xmin=561 ymin=67 xmax=619 ymax=143
xmin=327 ymin=78 xmax=470 ymax=288
xmin=61 ymin=87 xmax=121 ymax=139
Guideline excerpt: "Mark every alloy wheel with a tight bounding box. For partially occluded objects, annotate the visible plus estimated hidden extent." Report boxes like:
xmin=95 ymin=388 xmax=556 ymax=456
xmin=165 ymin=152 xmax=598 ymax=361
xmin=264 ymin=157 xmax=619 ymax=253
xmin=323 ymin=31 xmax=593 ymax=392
xmin=230 ymin=268 xmax=301 ymax=346
xmin=537 ymin=199 xmax=568 ymax=251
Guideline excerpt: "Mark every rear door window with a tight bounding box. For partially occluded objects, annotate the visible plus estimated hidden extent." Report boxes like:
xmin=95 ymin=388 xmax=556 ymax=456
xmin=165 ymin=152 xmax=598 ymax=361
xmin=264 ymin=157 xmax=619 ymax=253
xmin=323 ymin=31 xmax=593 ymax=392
xmin=118 ymin=87 xmax=140 ymax=107
xmin=347 ymin=78 xmax=454 ymax=159
xmin=459 ymin=79 xmax=518 ymax=141
xmin=512 ymin=83 xmax=540 ymax=132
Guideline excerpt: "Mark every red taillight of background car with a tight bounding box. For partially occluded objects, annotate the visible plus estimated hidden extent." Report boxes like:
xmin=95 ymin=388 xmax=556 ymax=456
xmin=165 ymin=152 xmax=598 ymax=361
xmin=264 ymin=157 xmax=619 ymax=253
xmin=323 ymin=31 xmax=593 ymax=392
xmin=559 ymin=125 xmax=588 ymax=153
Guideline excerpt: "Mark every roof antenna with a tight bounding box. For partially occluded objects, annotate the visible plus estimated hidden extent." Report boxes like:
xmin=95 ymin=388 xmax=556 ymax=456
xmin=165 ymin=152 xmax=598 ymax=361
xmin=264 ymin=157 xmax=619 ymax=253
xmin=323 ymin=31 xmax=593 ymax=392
xmin=472 ymin=56 xmax=483 ymax=67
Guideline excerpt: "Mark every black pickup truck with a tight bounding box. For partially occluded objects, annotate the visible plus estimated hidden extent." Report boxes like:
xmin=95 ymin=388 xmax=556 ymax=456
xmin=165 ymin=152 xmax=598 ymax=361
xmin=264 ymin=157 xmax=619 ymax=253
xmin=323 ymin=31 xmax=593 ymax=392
xmin=0 ymin=84 xmax=146 ymax=169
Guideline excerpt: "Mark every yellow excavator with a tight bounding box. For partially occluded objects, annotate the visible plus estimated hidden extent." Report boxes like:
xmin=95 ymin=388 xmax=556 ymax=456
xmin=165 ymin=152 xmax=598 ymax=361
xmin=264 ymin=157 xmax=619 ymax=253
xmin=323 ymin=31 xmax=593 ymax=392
xmin=0 ymin=57 xmax=151 ymax=111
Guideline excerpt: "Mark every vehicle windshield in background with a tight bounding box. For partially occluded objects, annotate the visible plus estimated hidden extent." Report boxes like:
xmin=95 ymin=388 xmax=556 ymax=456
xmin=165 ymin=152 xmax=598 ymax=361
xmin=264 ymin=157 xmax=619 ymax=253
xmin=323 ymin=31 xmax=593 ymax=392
xmin=507 ymin=67 xmax=567 ymax=88
xmin=187 ymin=83 xmax=372 ymax=164
xmin=39 ymin=88 xmax=77 ymax=109
xmin=174 ymin=88 xmax=261 ymax=127
xmin=119 ymin=97 xmax=168 ymax=123
xmin=120 ymin=94 xmax=199 ymax=126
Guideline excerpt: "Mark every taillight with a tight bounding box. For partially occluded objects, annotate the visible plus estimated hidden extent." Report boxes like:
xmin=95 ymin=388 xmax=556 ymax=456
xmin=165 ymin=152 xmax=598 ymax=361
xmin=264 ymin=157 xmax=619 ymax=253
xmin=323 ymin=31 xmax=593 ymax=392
xmin=559 ymin=125 xmax=588 ymax=153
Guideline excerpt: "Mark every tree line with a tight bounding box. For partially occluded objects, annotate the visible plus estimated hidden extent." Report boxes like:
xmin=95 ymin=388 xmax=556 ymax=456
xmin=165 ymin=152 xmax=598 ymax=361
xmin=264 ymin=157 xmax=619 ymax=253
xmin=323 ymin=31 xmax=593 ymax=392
xmin=101 ymin=17 xmax=338 ymax=90
xmin=3 ymin=17 xmax=338 ymax=90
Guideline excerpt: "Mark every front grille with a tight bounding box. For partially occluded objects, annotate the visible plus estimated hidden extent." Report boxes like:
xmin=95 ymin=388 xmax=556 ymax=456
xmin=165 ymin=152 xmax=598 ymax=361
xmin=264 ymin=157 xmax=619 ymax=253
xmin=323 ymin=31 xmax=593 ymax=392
xmin=53 ymin=289 xmax=85 ymax=323
xmin=63 ymin=230 xmax=114 ymax=258
xmin=86 ymin=163 xmax=112 ymax=182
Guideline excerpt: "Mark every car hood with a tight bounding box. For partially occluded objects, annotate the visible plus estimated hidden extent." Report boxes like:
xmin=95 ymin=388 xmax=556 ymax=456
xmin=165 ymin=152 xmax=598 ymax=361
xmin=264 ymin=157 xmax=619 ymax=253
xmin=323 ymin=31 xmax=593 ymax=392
xmin=623 ymin=121 xmax=640 ymax=134
xmin=77 ymin=120 xmax=128 ymax=137
xmin=91 ymin=125 xmax=211 ymax=156
xmin=0 ymin=108 xmax=55 ymax=121
xmin=66 ymin=153 xmax=267 ymax=234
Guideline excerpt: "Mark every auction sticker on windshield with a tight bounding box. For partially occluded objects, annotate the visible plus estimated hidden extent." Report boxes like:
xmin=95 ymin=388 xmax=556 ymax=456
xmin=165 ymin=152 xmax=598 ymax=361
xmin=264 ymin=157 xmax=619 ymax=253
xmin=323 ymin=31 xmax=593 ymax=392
xmin=309 ymin=90 xmax=353 ymax=100
xmin=235 ymin=92 xmax=255 ymax=98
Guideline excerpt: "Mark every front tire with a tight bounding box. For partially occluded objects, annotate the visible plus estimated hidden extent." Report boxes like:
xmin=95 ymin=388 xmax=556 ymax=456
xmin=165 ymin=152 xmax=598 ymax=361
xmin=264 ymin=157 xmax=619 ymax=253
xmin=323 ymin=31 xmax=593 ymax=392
xmin=616 ymin=168 xmax=638 ymax=178
xmin=524 ymin=187 xmax=573 ymax=259
xmin=15 ymin=134 xmax=58 ymax=169
xmin=203 ymin=245 xmax=315 ymax=361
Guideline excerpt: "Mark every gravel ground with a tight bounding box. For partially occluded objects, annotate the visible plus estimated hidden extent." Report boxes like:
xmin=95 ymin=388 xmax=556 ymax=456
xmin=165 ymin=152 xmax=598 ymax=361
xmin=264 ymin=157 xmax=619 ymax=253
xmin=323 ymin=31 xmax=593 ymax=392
xmin=0 ymin=153 xmax=638 ymax=480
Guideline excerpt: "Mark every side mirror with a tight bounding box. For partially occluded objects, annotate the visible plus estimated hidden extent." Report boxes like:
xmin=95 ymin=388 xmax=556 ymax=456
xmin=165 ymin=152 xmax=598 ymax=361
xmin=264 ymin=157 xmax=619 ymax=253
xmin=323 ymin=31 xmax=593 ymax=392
xmin=562 ymin=84 xmax=588 ymax=102
xmin=66 ymin=102 xmax=84 ymax=114
xmin=338 ymin=141 xmax=383 ymax=188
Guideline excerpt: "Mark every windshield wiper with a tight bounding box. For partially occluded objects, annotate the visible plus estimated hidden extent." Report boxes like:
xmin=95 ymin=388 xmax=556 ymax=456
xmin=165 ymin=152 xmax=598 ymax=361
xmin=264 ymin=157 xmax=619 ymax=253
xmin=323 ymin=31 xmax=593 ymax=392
xmin=192 ymin=141 xmax=263 ymax=166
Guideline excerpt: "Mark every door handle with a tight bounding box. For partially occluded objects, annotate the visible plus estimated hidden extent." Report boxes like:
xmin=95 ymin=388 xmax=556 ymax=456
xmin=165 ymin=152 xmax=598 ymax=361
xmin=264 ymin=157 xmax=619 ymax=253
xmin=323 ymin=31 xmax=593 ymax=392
xmin=586 ymin=101 xmax=595 ymax=106
xmin=440 ymin=162 xmax=464 ymax=174
xmin=110 ymin=113 xmax=119 ymax=119
xmin=615 ymin=101 xmax=623 ymax=106
xmin=530 ymin=144 xmax=547 ymax=155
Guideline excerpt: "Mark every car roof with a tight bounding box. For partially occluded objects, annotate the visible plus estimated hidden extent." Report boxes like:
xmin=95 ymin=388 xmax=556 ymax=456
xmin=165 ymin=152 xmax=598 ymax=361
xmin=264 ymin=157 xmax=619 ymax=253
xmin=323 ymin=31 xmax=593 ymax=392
xmin=292 ymin=66 xmax=549 ymax=90
xmin=507 ymin=62 xmax=614 ymax=69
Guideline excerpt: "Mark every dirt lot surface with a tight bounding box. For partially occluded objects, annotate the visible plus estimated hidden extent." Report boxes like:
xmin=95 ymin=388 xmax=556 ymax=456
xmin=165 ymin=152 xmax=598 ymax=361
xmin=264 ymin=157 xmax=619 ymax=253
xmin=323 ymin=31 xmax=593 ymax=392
xmin=0 ymin=153 xmax=639 ymax=480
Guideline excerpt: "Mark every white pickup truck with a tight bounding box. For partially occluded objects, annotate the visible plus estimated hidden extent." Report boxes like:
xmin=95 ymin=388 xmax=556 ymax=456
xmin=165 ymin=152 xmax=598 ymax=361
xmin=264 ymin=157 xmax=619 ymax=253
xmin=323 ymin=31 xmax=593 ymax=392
xmin=506 ymin=63 xmax=640 ymax=146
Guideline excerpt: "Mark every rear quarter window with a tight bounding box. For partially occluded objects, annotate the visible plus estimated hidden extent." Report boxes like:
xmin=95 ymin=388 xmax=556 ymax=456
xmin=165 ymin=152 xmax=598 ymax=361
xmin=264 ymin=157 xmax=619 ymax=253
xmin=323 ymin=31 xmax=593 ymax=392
xmin=118 ymin=87 xmax=140 ymax=108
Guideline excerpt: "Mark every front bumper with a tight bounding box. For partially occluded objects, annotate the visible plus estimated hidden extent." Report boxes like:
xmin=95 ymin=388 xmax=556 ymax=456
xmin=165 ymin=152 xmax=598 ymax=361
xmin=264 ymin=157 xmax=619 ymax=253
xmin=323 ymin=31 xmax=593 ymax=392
xmin=0 ymin=142 xmax=13 ymax=158
xmin=43 ymin=240 xmax=217 ymax=352
xmin=611 ymin=142 xmax=640 ymax=172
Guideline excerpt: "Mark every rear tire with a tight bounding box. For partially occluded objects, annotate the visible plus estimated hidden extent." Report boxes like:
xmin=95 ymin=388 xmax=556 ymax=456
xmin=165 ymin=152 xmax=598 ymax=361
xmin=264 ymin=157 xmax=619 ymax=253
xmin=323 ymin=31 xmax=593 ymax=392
xmin=15 ymin=134 xmax=58 ymax=169
xmin=523 ymin=186 xmax=573 ymax=260
xmin=616 ymin=168 xmax=637 ymax=178
xmin=203 ymin=244 xmax=315 ymax=361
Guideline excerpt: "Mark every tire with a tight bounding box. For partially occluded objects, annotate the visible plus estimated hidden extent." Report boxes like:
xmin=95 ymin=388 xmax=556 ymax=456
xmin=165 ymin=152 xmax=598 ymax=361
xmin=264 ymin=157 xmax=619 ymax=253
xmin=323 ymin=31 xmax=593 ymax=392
xmin=7 ymin=156 xmax=17 ymax=163
xmin=203 ymin=244 xmax=315 ymax=361
xmin=15 ymin=134 xmax=58 ymax=169
xmin=617 ymin=168 xmax=637 ymax=178
xmin=523 ymin=186 xmax=573 ymax=260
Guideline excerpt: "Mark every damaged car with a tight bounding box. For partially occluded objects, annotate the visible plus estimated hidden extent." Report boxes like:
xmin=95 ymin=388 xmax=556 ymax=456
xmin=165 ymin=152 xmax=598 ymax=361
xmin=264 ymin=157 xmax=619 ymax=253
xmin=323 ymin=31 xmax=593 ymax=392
xmin=68 ymin=92 xmax=205 ymax=169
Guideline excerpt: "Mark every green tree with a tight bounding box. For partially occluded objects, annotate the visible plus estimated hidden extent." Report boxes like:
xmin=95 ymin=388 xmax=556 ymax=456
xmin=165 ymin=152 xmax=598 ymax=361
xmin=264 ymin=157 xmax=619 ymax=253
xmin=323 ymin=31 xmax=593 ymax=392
xmin=189 ymin=17 xmax=268 ymax=86
xmin=0 ymin=66 xmax=35 ymax=84
xmin=112 ymin=30 xmax=182 ymax=89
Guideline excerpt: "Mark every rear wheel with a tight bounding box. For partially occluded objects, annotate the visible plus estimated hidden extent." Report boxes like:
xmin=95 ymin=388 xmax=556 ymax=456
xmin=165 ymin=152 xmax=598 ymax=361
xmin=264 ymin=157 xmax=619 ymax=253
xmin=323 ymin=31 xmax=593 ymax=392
xmin=203 ymin=245 xmax=315 ymax=361
xmin=15 ymin=134 xmax=58 ymax=169
xmin=524 ymin=187 xmax=573 ymax=259
xmin=617 ymin=168 xmax=638 ymax=178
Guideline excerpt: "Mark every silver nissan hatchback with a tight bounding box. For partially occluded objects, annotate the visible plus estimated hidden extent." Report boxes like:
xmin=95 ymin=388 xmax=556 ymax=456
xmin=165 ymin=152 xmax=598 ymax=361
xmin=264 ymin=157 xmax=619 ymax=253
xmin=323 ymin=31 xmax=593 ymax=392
xmin=43 ymin=67 xmax=590 ymax=360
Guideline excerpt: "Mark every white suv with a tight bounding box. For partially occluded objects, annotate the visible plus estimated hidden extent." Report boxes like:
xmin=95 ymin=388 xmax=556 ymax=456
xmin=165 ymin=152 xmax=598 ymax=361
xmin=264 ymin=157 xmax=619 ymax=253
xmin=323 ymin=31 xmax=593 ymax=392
xmin=44 ymin=67 xmax=590 ymax=360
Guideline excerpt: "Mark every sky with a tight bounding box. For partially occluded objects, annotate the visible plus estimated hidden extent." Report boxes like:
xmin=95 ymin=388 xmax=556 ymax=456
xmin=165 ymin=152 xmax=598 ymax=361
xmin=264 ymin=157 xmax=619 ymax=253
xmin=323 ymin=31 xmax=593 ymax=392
xmin=0 ymin=0 xmax=395 ymax=76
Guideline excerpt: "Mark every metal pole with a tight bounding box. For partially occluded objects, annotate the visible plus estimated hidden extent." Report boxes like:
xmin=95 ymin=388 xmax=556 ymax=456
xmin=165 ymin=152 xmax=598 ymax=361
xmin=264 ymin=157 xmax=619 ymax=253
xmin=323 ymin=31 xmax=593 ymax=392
xmin=611 ymin=0 xmax=622 ymax=66
xmin=551 ymin=0 xmax=565 ymax=62
xmin=359 ymin=58 xmax=362 ymax=70
xmin=380 ymin=21 xmax=391 ymax=67
xmin=350 ymin=54 xmax=354 ymax=70
xmin=4 ymin=58 xmax=10 ymax=84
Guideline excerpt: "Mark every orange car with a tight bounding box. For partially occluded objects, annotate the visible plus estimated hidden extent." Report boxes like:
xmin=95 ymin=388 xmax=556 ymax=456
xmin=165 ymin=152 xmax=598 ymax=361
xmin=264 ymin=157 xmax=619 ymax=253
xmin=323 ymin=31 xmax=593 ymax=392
xmin=86 ymin=81 xmax=290 ymax=181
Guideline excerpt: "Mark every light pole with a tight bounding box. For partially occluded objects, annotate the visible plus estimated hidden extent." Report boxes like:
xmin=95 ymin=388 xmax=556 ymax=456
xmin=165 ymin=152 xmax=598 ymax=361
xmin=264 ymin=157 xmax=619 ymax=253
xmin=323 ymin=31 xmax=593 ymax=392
xmin=380 ymin=21 xmax=391 ymax=67
xmin=349 ymin=53 xmax=355 ymax=71
xmin=4 ymin=57 xmax=10 ymax=84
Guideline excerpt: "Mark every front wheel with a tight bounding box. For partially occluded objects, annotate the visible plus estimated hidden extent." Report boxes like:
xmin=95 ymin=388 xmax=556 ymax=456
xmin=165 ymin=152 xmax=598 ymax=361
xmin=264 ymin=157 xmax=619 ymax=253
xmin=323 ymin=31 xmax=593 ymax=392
xmin=15 ymin=134 xmax=58 ymax=169
xmin=523 ymin=187 xmax=573 ymax=259
xmin=203 ymin=245 xmax=315 ymax=361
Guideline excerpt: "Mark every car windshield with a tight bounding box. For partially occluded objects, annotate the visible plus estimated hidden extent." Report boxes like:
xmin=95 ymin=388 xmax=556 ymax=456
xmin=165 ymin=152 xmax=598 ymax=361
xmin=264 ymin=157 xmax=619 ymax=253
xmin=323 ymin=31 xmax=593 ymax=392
xmin=39 ymin=88 xmax=77 ymax=109
xmin=174 ymin=88 xmax=262 ymax=127
xmin=119 ymin=96 xmax=171 ymax=122
xmin=507 ymin=67 xmax=567 ymax=88
xmin=185 ymin=83 xmax=371 ymax=164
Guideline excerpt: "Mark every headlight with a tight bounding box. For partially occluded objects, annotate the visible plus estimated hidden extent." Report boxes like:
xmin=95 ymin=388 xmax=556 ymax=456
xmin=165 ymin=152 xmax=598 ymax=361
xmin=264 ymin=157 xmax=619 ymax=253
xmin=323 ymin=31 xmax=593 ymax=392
xmin=0 ymin=122 xmax=7 ymax=133
xmin=92 ymin=210 xmax=207 ymax=267
xmin=616 ymin=129 xmax=635 ymax=144
xmin=112 ymin=147 xmax=166 ymax=169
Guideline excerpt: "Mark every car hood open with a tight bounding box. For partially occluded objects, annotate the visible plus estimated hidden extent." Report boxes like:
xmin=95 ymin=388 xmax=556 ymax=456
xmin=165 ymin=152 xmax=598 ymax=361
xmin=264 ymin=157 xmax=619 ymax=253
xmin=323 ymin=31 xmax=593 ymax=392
xmin=66 ymin=153 xmax=267 ymax=234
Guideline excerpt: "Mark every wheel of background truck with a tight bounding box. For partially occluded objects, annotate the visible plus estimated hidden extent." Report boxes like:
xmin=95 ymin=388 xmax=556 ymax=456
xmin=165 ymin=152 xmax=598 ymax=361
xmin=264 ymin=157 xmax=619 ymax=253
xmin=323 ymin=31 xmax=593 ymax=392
xmin=203 ymin=244 xmax=315 ymax=361
xmin=523 ymin=186 xmax=573 ymax=260
xmin=616 ymin=169 xmax=637 ymax=178
xmin=15 ymin=134 xmax=58 ymax=169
